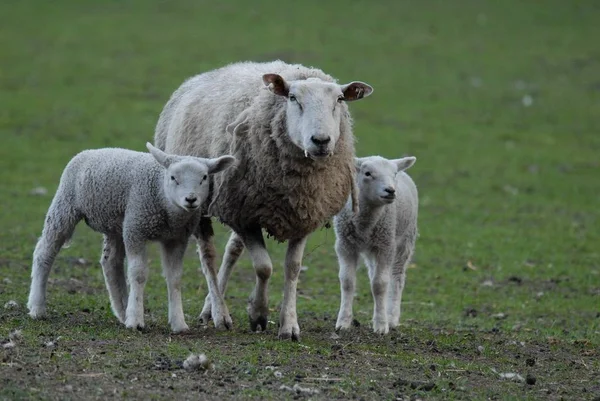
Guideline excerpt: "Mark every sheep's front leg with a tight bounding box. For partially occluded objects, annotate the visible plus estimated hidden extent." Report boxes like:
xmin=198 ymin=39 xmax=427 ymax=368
xmin=365 ymin=253 xmax=392 ymax=334
xmin=195 ymin=217 xmax=232 ymax=330
xmin=100 ymin=235 xmax=128 ymax=323
xmin=199 ymin=231 xmax=244 ymax=324
xmin=124 ymin=243 xmax=148 ymax=330
xmin=160 ymin=240 xmax=189 ymax=333
xmin=335 ymin=242 xmax=359 ymax=331
xmin=243 ymin=230 xmax=273 ymax=332
xmin=279 ymin=236 xmax=308 ymax=341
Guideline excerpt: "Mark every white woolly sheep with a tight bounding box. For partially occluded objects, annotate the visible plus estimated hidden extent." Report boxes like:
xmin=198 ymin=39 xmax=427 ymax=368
xmin=334 ymin=156 xmax=418 ymax=334
xmin=154 ymin=60 xmax=373 ymax=340
xmin=27 ymin=143 xmax=235 ymax=333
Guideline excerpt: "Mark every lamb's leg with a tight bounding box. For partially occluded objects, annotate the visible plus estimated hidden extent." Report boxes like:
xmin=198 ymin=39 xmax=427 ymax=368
xmin=199 ymin=231 xmax=244 ymax=324
xmin=124 ymin=242 xmax=148 ymax=330
xmin=387 ymin=241 xmax=414 ymax=328
xmin=195 ymin=217 xmax=232 ymax=330
xmin=160 ymin=240 xmax=189 ymax=333
xmin=278 ymin=236 xmax=308 ymax=341
xmin=100 ymin=235 xmax=128 ymax=323
xmin=28 ymin=203 xmax=79 ymax=319
xmin=242 ymin=230 xmax=273 ymax=332
xmin=366 ymin=254 xmax=392 ymax=334
xmin=335 ymin=243 xmax=359 ymax=331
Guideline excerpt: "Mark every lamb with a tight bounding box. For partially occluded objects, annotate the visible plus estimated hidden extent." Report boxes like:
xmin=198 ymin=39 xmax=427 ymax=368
xmin=27 ymin=142 xmax=235 ymax=333
xmin=334 ymin=155 xmax=418 ymax=334
xmin=154 ymin=60 xmax=373 ymax=340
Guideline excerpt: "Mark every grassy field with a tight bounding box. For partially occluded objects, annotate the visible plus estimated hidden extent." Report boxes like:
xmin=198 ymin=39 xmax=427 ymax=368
xmin=1 ymin=0 xmax=599 ymax=399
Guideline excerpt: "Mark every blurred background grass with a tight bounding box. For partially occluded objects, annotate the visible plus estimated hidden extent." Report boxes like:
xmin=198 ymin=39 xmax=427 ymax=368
xmin=1 ymin=0 xmax=598 ymax=350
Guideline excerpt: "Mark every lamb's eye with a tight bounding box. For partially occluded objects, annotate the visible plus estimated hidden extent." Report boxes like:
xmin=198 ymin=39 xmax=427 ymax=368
xmin=170 ymin=176 xmax=175 ymax=181
xmin=203 ymin=175 xmax=207 ymax=181
xmin=289 ymin=94 xmax=296 ymax=102
xmin=365 ymin=172 xmax=372 ymax=177
xmin=337 ymin=95 xmax=344 ymax=103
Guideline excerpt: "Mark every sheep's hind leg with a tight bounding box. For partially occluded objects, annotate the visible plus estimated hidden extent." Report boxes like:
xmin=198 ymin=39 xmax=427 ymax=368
xmin=278 ymin=236 xmax=308 ymax=341
xmin=195 ymin=217 xmax=232 ymax=330
xmin=243 ymin=229 xmax=273 ymax=332
xmin=387 ymin=241 xmax=414 ymax=329
xmin=160 ymin=240 xmax=189 ymax=333
xmin=199 ymin=231 xmax=244 ymax=324
xmin=100 ymin=235 xmax=128 ymax=323
xmin=335 ymin=243 xmax=359 ymax=331
xmin=28 ymin=203 xmax=80 ymax=319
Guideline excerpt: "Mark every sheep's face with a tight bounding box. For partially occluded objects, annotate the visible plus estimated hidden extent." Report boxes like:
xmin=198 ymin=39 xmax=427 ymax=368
xmin=146 ymin=143 xmax=236 ymax=213
xmin=355 ymin=156 xmax=416 ymax=206
xmin=263 ymin=74 xmax=373 ymax=160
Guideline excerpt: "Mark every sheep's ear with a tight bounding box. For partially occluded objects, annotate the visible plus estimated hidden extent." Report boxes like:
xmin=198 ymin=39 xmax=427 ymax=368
xmin=394 ymin=156 xmax=416 ymax=172
xmin=263 ymin=73 xmax=289 ymax=97
xmin=206 ymin=155 xmax=236 ymax=174
xmin=146 ymin=142 xmax=174 ymax=168
xmin=226 ymin=110 xmax=250 ymax=136
xmin=354 ymin=157 xmax=366 ymax=173
xmin=340 ymin=81 xmax=373 ymax=102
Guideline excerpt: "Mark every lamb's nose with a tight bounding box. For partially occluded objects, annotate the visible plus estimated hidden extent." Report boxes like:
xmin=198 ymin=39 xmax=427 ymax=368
xmin=384 ymin=187 xmax=395 ymax=195
xmin=311 ymin=135 xmax=331 ymax=146
xmin=185 ymin=195 xmax=197 ymax=204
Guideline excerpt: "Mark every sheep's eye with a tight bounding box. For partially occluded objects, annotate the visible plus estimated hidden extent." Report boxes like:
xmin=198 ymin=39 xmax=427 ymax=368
xmin=170 ymin=176 xmax=175 ymax=181
xmin=289 ymin=94 xmax=296 ymax=102
xmin=203 ymin=175 xmax=207 ymax=181
xmin=337 ymin=95 xmax=344 ymax=103
xmin=365 ymin=171 xmax=372 ymax=177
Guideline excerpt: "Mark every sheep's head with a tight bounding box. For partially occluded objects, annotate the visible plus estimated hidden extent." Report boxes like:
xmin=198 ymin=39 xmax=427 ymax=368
xmin=263 ymin=74 xmax=373 ymax=160
xmin=146 ymin=143 xmax=236 ymax=212
xmin=355 ymin=156 xmax=416 ymax=205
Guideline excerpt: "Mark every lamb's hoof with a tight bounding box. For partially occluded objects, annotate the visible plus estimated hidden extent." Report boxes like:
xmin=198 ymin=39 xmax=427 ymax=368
xmin=278 ymin=326 xmax=300 ymax=342
xmin=335 ymin=317 xmax=353 ymax=332
xmin=171 ymin=321 xmax=190 ymax=334
xmin=28 ymin=306 xmax=46 ymax=319
xmin=249 ymin=315 xmax=268 ymax=332
xmin=372 ymin=321 xmax=389 ymax=335
xmin=198 ymin=310 xmax=212 ymax=325
xmin=213 ymin=314 xmax=233 ymax=330
xmin=125 ymin=319 xmax=145 ymax=331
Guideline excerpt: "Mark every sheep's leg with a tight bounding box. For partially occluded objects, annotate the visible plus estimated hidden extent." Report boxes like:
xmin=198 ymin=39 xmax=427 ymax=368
xmin=335 ymin=243 xmax=359 ymax=331
xmin=100 ymin=235 xmax=128 ymax=323
xmin=278 ymin=236 xmax=308 ymax=341
xmin=195 ymin=217 xmax=232 ymax=330
xmin=124 ymin=242 xmax=148 ymax=330
xmin=199 ymin=231 xmax=244 ymax=324
xmin=243 ymin=230 xmax=273 ymax=332
xmin=387 ymin=241 xmax=414 ymax=328
xmin=28 ymin=203 xmax=80 ymax=319
xmin=160 ymin=240 xmax=189 ymax=333
xmin=365 ymin=253 xmax=392 ymax=334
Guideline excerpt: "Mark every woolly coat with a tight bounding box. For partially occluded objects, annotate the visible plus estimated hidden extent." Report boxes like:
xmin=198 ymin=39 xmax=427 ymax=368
xmin=50 ymin=149 xmax=202 ymax=244
xmin=155 ymin=61 xmax=357 ymax=241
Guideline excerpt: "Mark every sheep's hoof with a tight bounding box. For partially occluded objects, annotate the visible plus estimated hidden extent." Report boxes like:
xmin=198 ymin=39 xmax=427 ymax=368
xmin=198 ymin=311 xmax=212 ymax=325
xmin=249 ymin=315 xmax=268 ymax=332
xmin=28 ymin=306 xmax=46 ymax=319
xmin=278 ymin=327 xmax=300 ymax=342
xmin=171 ymin=322 xmax=190 ymax=334
xmin=214 ymin=315 xmax=233 ymax=330
xmin=372 ymin=322 xmax=389 ymax=335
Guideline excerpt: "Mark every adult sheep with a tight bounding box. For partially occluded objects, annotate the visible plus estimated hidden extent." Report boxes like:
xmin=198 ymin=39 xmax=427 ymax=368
xmin=154 ymin=60 xmax=373 ymax=340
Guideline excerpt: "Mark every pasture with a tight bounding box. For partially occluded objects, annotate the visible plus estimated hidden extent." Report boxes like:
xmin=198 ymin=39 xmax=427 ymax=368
xmin=1 ymin=0 xmax=598 ymax=399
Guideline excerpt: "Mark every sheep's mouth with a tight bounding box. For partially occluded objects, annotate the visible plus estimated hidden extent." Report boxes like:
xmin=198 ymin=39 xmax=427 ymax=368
xmin=184 ymin=205 xmax=199 ymax=211
xmin=305 ymin=149 xmax=333 ymax=160
xmin=380 ymin=194 xmax=396 ymax=202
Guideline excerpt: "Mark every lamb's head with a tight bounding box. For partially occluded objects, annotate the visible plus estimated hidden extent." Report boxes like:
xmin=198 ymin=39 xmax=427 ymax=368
xmin=263 ymin=74 xmax=373 ymax=160
xmin=355 ymin=156 xmax=416 ymax=206
xmin=146 ymin=143 xmax=236 ymax=212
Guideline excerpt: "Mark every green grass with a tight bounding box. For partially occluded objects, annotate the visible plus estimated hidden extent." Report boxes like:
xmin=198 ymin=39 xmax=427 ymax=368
xmin=1 ymin=0 xmax=599 ymax=399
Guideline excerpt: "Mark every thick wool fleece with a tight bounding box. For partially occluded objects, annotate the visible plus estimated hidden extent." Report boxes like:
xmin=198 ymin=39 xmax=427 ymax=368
xmin=154 ymin=60 xmax=357 ymax=241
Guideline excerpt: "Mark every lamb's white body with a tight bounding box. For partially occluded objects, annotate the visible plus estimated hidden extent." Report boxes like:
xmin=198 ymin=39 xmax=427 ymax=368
xmin=334 ymin=156 xmax=418 ymax=334
xmin=27 ymin=143 xmax=235 ymax=333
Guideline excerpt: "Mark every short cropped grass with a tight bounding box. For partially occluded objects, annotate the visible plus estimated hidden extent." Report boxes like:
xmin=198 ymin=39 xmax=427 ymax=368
xmin=1 ymin=0 xmax=599 ymax=400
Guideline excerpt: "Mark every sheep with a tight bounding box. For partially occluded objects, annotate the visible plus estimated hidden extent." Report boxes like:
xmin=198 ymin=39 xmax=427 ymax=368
xmin=27 ymin=142 xmax=235 ymax=333
xmin=154 ymin=60 xmax=373 ymax=340
xmin=334 ymin=156 xmax=418 ymax=334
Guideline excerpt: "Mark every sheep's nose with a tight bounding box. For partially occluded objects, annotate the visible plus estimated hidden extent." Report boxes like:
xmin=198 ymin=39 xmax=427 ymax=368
xmin=384 ymin=187 xmax=395 ymax=195
xmin=185 ymin=195 xmax=197 ymax=204
xmin=310 ymin=135 xmax=331 ymax=146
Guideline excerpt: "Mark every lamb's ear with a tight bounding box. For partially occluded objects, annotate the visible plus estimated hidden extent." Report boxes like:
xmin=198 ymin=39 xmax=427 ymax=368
xmin=340 ymin=81 xmax=373 ymax=102
xmin=263 ymin=73 xmax=289 ymax=97
xmin=146 ymin=142 xmax=174 ymax=168
xmin=354 ymin=157 xmax=366 ymax=173
xmin=206 ymin=155 xmax=236 ymax=174
xmin=394 ymin=156 xmax=416 ymax=172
